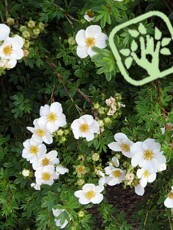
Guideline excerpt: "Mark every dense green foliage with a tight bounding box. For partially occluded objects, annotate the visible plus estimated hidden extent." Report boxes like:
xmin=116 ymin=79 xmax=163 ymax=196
xmin=0 ymin=0 xmax=173 ymax=229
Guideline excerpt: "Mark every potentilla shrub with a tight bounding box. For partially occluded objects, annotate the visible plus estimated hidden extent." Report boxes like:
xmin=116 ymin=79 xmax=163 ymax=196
xmin=0 ymin=0 xmax=172 ymax=229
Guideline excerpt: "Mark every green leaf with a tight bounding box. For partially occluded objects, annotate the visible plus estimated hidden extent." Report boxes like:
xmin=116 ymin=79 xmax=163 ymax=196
xmin=138 ymin=23 xmax=147 ymax=34
xmin=125 ymin=57 xmax=133 ymax=69
xmin=131 ymin=40 xmax=138 ymax=52
xmin=119 ymin=48 xmax=130 ymax=56
xmin=161 ymin=37 xmax=171 ymax=47
xmin=155 ymin=27 xmax=162 ymax=40
xmin=128 ymin=29 xmax=139 ymax=38
xmin=160 ymin=48 xmax=171 ymax=55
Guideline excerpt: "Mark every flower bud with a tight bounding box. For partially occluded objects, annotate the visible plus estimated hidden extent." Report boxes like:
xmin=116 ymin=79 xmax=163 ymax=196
xmin=78 ymin=210 xmax=85 ymax=217
xmin=22 ymin=169 xmax=30 ymax=177
xmin=6 ymin=17 xmax=15 ymax=26
xmin=38 ymin=22 xmax=45 ymax=31
xmin=33 ymin=28 xmax=40 ymax=36
xmin=28 ymin=20 xmax=36 ymax=29
xmin=68 ymin=37 xmax=76 ymax=45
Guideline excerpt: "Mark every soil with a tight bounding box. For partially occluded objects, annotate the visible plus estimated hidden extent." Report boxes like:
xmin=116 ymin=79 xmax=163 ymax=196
xmin=88 ymin=184 xmax=151 ymax=229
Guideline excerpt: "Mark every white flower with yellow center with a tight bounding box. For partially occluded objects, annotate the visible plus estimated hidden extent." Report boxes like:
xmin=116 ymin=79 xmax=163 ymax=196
xmin=52 ymin=208 xmax=70 ymax=229
xmin=75 ymin=25 xmax=108 ymax=58
xmin=164 ymin=186 xmax=173 ymax=208
xmin=108 ymin=133 xmax=134 ymax=158
xmin=0 ymin=24 xmax=10 ymax=41
xmin=32 ymin=150 xmax=59 ymax=170
xmin=84 ymin=10 xmax=95 ymax=22
xmin=71 ymin=115 xmax=99 ymax=141
xmin=104 ymin=165 xmax=126 ymax=186
xmin=131 ymin=139 xmax=166 ymax=173
xmin=22 ymin=138 xmax=47 ymax=163
xmin=0 ymin=35 xmax=24 ymax=62
xmin=38 ymin=102 xmax=67 ymax=133
xmin=35 ymin=165 xmax=59 ymax=186
xmin=74 ymin=183 xmax=104 ymax=205
xmin=27 ymin=118 xmax=53 ymax=144
xmin=137 ymin=168 xmax=156 ymax=188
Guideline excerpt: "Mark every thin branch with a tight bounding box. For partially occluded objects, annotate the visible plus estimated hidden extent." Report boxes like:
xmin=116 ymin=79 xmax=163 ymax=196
xmin=4 ymin=0 xmax=8 ymax=19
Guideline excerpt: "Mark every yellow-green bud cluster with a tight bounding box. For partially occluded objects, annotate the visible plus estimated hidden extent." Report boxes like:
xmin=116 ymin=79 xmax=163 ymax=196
xmin=19 ymin=20 xmax=45 ymax=57
xmin=54 ymin=128 xmax=70 ymax=145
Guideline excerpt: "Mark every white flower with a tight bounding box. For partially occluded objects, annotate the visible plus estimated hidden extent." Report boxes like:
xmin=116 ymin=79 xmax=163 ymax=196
xmin=35 ymin=165 xmax=59 ymax=186
xmin=74 ymin=183 xmax=104 ymax=205
xmin=31 ymin=182 xmax=41 ymax=190
xmin=84 ymin=10 xmax=95 ymax=22
xmin=131 ymin=138 xmax=166 ymax=173
xmin=22 ymin=138 xmax=47 ymax=163
xmin=0 ymin=24 xmax=10 ymax=41
xmin=136 ymin=168 xmax=156 ymax=188
xmin=0 ymin=35 xmax=24 ymax=61
xmin=108 ymin=133 xmax=134 ymax=158
xmin=104 ymin=165 xmax=125 ymax=186
xmin=56 ymin=165 xmax=69 ymax=175
xmin=75 ymin=25 xmax=108 ymax=58
xmin=52 ymin=208 xmax=70 ymax=229
xmin=134 ymin=183 xmax=145 ymax=196
xmin=32 ymin=150 xmax=59 ymax=170
xmin=38 ymin=102 xmax=67 ymax=133
xmin=97 ymin=170 xmax=110 ymax=186
xmin=27 ymin=119 xmax=53 ymax=144
xmin=71 ymin=114 xmax=99 ymax=141
xmin=108 ymin=156 xmax=119 ymax=167
xmin=164 ymin=186 xmax=173 ymax=208
xmin=22 ymin=169 xmax=30 ymax=177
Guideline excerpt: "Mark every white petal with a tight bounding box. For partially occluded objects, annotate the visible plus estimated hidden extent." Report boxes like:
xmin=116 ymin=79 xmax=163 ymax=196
xmin=75 ymin=30 xmax=86 ymax=46
xmin=0 ymin=24 xmax=10 ymax=41
xmin=87 ymin=47 xmax=96 ymax=57
xmin=83 ymin=183 xmax=95 ymax=191
xmin=77 ymin=46 xmax=88 ymax=58
xmin=108 ymin=142 xmax=121 ymax=151
xmin=95 ymin=33 xmax=108 ymax=48
xmin=164 ymin=198 xmax=173 ymax=208
xmin=85 ymin=25 xmax=101 ymax=38
xmin=91 ymin=194 xmax=103 ymax=204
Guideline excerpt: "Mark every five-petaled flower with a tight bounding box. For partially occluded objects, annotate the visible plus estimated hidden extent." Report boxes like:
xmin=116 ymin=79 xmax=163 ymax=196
xmin=75 ymin=25 xmax=108 ymax=58
xmin=71 ymin=114 xmax=100 ymax=141
xmin=74 ymin=183 xmax=104 ymax=205
xmin=108 ymin=132 xmax=134 ymax=158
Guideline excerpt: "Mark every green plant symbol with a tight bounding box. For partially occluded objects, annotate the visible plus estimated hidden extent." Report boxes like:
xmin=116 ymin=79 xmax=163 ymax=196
xmin=109 ymin=11 xmax=173 ymax=86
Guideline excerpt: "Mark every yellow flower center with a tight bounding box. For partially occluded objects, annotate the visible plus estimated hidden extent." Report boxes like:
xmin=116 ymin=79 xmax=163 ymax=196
xmin=3 ymin=45 xmax=13 ymax=55
xmin=112 ymin=170 xmax=121 ymax=178
xmin=36 ymin=129 xmax=45 ymax=137
xmin=85 ymin=37 xmax=96 ymax=47
xmin=168 ymin=192 xmax=173 ymax=199
xmin=79 ymin=123 xmax=89 ymax=133
xmin=120 ymin=143 xmax=130 ymax=152
xmin=42 ymin=158 xmax=50 ymax=166
xmin=30 ymin=146 xmax=38 ymax=155
xmin=143 ymin=150 xmax=154 ymax=160
xmin=48 ymin=112 xmax=57 ymax=122
xmin=143 ymin=170 xmax=149 ymax=178
xmin=76 ymin=165 xmax=86 ymax=174
xmin=42 ymin=172 xmax=51 ymax=181
xmin=85 ymin=190 xmax=95 ymax=199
